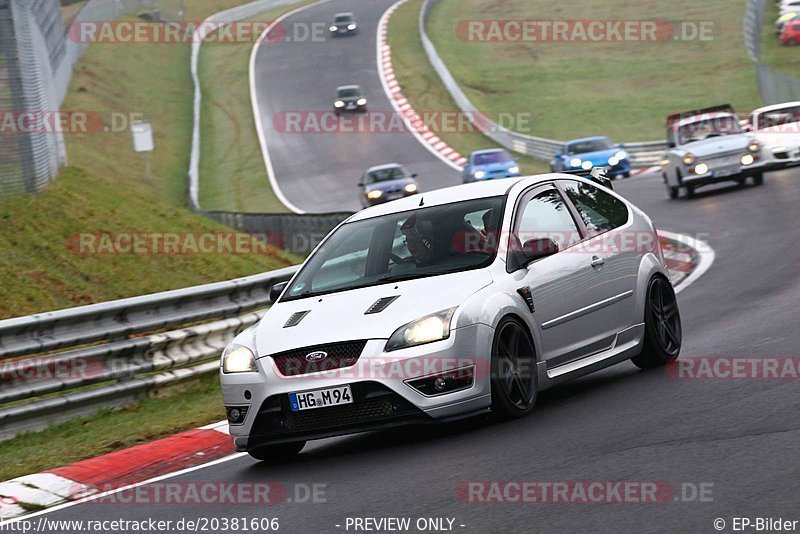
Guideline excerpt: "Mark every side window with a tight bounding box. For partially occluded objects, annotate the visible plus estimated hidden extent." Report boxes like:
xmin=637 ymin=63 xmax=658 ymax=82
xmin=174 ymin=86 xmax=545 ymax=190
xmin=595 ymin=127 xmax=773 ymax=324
xmin=560 ymin=180 xmax=629 ymax=235
xmin=515 ymin=188 xmax=581 ymax=251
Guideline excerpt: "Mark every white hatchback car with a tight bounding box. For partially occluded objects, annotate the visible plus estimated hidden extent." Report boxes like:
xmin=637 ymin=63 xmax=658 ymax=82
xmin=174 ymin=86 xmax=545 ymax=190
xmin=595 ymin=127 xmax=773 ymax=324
xmin=220 ymin=174 xmax=682 ymax=460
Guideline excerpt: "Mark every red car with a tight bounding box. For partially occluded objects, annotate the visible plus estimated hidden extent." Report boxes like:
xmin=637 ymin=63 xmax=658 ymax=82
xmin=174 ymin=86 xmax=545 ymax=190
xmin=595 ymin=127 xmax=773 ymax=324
xmin=780 ymin=20 xmax=800 ymax=45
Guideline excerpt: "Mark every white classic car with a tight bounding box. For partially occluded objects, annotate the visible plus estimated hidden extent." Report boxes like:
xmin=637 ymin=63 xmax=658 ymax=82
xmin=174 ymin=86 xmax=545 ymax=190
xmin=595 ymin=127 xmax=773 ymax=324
xmin=743 ymin=101 xmax=800 ymax=170
xmin=661 ymin=105 xmax=769 ymax=199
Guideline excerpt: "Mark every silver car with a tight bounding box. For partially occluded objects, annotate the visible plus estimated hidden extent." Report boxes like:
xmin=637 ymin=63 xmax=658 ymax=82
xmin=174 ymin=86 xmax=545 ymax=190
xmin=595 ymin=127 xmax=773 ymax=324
xmin=220 ymin=174 xmax=682 ymax=461
xmin=661 ymin=105 xmax=768 ymax=199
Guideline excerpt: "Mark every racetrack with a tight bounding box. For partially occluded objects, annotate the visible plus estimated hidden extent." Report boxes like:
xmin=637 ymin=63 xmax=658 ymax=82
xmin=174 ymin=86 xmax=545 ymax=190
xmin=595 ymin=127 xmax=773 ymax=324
xmin=251 ymin=0 xmax=459 ymax=213
xmin=29 ymin=0 xmax=800 ymax=531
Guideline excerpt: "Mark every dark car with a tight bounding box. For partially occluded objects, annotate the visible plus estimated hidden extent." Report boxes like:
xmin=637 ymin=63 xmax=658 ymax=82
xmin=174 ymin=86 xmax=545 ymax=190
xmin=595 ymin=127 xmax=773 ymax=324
xmin=358 ymin=164 xmax=419 ymax=207
xmin=329 ymin=12 xmax=357 ymax=36
xmin=334 ymin=85 xmax=367 ymax=114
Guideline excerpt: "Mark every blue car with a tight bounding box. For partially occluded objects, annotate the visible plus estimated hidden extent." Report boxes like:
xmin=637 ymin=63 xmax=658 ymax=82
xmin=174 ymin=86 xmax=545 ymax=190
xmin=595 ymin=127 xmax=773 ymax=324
xmin=461 ymin=149 xmax=521 ymax=183
xmin=550 ymin=137 xmax=631 ymax=179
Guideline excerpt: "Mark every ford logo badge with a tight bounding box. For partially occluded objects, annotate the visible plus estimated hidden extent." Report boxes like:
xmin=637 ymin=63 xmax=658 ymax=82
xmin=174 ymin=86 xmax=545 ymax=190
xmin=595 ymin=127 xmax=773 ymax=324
xmin=305 ymin=351 xmax=328 ymax=362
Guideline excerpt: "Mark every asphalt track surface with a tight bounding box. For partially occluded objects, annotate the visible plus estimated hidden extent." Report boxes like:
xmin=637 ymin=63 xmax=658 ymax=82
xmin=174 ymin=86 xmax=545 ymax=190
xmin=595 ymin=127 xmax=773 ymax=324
xmin=251 ymin=0 xmax=459 ymax=213
xmin=37 ymin=0 xmax=800 ymax=532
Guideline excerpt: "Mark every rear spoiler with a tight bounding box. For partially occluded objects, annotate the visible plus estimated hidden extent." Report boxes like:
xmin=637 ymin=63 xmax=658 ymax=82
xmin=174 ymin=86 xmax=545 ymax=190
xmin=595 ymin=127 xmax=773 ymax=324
xmin=666 ymin=104 xmax=735 ymax=128
xmin=557 ymin=167 xmax=613 ymax=190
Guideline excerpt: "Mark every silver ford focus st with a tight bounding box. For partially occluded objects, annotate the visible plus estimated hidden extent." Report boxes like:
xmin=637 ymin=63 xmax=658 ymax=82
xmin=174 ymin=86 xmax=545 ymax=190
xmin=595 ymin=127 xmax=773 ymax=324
xmin=220 ymin=174 xmax=682 ymax=461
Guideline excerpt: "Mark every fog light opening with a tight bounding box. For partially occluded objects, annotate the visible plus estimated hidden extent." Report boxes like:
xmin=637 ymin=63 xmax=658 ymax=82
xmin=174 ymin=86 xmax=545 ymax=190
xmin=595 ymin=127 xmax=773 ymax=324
xmin=226 ymin=405 xmax=250 ymax=425
xmin=406 ymin=366 xmax=474 ymax=397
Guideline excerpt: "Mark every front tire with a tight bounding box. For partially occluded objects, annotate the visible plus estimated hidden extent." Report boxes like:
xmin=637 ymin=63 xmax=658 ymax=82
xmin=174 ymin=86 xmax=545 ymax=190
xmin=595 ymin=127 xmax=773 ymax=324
xmin=490 ymin=317 xmax=537 ymax=420
xmin=752 ymin=172 xmax=764 ymax=186
xmin=632 ymin=276 xmax=682 ymax=369
xmin=247 ymin=441 xmax=306 ymax=462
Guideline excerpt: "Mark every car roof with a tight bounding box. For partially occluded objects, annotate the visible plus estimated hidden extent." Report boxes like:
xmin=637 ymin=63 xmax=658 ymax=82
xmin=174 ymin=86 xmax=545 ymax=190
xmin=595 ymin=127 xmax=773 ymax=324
xmin=675 ymin=112 xmax=736 ymax=128
xmin=566 ymin=136 xmax=610 ymax=144
xmin=366 ymin=163 xmax=403 ymax=172
xmin=471 ymin=148 xmax=508 ymax=156
xmin=348 ymin=173 xmax=580 ymax=222
xmin=334 ymin=12 xmax=354 ymax=17
xmin=753 ymin=101 xmax=800 ymax=115
xmin=337 ymin=84 xmax=361 ymax=91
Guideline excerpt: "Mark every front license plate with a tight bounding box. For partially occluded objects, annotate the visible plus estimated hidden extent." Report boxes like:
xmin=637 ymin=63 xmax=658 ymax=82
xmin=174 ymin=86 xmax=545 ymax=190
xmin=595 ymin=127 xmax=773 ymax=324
xmin=715 ymin=165 xmax=739 ymax=177
xmin=289 ymin=385 xmax=353 ymax=411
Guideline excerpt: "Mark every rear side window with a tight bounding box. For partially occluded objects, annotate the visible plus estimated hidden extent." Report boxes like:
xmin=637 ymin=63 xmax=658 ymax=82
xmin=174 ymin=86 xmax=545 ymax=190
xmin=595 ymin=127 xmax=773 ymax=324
xmin=559 ymin=180 xmax=629 ymax=235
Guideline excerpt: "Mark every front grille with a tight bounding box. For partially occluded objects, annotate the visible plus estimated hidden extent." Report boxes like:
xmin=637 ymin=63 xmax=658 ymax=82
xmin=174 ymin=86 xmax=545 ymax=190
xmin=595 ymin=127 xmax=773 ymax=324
xmin=250 ymin=382 xmax=424 ymax=439
xmin=269 ymin=340 xmax=366 ymax=376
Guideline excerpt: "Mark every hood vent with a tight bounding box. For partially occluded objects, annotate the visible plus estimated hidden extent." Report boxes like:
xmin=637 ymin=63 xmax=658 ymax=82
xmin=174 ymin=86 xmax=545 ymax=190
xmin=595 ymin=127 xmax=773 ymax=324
xmin=365 ymin=296 xmax=399 ymax=315
xmin=284 ymin=310 xmax=310 ymax=328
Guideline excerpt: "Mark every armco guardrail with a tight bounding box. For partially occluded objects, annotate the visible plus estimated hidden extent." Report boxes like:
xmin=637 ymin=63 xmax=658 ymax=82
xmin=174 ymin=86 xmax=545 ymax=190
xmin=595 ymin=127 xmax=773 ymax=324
xmin=0 ymin=265 xmax=298 ymax=440
xmin=744 ymin=0 xmax=800 ymax=103
xmin=418 ymin=0 xmax=667 ymax=167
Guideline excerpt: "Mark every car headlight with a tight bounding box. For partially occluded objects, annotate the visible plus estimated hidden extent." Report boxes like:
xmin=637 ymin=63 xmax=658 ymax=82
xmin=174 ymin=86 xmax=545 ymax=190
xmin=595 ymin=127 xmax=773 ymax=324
xmin=581 ymin=160 xmax=593 ymax=170
xmin=329 ymin=25 xmax=337 ymax=32
xmin=356 ymin=98 xmax=367 ymax=106
xmin=386 ymin=308 xmax=457 ymax=352
xmin=474 ymin=171 xmax=486 ymax=179
xmin=608 ymin=157 xmax=619 ymax=166
xmin=748 ymin=142 xmax=761 ymax=153
xmin=221 ymin=344 xmax=257 ymax=374
xmin=334 ymin=100 xmax=345 ymax=108
xmin=682 ymin=153 xmax=696 ymax=165
xmin=347 ymin=23 xmax=357 ymax=30
xmin=404 ymin=183 xmax=418 ymax=193
xmin=570 ymin=158 xmax=582 ymax=168
xmin=694 ymin=163 xmax=709 ymax=175
xmin=508 ymin=166 xmax=520 ymax=174
xmin=615 ymin=150 xmax=627 ymax=160
xmin=741 ymin=154 xmax=755 ymax=165
xmin=367 ymin=190 xmax=383 ymax=199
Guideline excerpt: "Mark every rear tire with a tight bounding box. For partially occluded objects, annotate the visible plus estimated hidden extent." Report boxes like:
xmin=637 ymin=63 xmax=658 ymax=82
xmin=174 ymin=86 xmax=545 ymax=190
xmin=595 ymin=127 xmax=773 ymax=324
xmin=490 ymin=317 xmax=537 ymax=420
xmin=752 ymin=172 xmax=764 ymax=186
xmin=632 ymin=277 xmax=682 ymax=369
xmin=247 ymin=441 xmax=306 ymax=462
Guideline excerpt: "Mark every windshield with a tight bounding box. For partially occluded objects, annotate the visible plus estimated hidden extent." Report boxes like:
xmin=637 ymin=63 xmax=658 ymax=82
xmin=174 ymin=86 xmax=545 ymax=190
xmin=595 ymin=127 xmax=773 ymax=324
xmin=473 ymin=150 xmax=512 ymax=165
xmin=365 ymin=167 xmax=406 ymax=184
xmin=337 ymin=88 xmax=360 ymax=98
xmin=566 ymin=138 xmax=612 ymax=154
xmin=334 ymin=15 xmax=353 ymax=23
xmin=282 ymin=196 xmax=505 ymax=301
xmin=678 ymin=115 xmax=741 ymax=144
xmin=756 ymin=106 xmax=800 ymax=130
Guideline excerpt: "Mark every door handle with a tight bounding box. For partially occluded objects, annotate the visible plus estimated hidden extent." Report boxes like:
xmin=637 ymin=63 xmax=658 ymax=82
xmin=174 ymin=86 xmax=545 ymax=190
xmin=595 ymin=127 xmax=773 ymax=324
xmin=590 ymin=256 xmax=606 ymax=267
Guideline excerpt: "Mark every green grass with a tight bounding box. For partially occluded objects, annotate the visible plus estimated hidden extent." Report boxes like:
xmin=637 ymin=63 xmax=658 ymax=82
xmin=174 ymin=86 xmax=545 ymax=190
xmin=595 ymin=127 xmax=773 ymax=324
xmin=198 ymin=3 xmax=316 ymax=212
xmin=0 ymin=374 xmax=224 ymax=482
xmin=0 ymin=0 xmax=304 ymax=319
xmin=403 ymin=0 xmax=762 ymax=143
xmin=387 ymin=0 xmax=548 ymax=174
xmin=760 ymin=1 xmax=800 ymax=76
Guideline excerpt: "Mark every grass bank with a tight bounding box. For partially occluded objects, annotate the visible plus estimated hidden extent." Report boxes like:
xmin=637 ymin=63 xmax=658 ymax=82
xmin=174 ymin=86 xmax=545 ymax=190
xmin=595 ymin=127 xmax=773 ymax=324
xmin=393 ymin=0 xmax=762 ymax=145
xmin=760 ymin=1 xmax=800 ymax=78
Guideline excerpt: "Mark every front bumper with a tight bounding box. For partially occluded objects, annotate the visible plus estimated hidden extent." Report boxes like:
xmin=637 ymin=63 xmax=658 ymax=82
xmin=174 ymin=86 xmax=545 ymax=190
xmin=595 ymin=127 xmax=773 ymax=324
xmin=761 ymin=145 xmax=800 ymax=170
xmin=682 ymin=161 xmax=769 ymax=186
xmin=363 ymin=190 xmax=418 ymax=206
xmin=220 ymin=323 xmax=493 ymax=450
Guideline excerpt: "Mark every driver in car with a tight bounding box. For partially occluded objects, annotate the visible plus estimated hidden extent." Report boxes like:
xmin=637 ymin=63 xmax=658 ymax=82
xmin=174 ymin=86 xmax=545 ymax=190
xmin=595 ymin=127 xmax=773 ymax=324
xmin=400 ymin=215 xmax=436 ymax=267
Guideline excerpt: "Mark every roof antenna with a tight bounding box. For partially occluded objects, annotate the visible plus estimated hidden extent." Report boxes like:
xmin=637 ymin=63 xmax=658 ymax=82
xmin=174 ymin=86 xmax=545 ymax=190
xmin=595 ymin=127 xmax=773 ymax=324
xmin=419 ymin=197 xmax=424 ymax=206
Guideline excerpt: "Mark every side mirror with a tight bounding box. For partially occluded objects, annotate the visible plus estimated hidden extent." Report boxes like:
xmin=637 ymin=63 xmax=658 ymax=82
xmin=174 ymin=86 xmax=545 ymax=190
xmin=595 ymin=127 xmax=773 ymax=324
xmin=357 ymin=182 xmax=364 ymax=187
xmin=411 ymin=173 xmax=418 ymax=178
xmin=554 ymin=151 xmax=562 ymax=158
xmin=616 ymin=143 xmax=624 ymax=148
xmin=270 ymin=281 xmax=288 ymax=302
xmin=522 ymin=238 xmax=559 ymax=263
xmin=667 ymin=140 xmax=676 ymax=148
